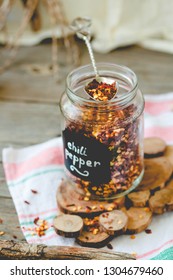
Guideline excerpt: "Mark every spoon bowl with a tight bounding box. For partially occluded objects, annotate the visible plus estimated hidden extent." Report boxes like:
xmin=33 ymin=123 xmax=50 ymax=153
xmin=85 ymin=77 xmax=119 ymax=102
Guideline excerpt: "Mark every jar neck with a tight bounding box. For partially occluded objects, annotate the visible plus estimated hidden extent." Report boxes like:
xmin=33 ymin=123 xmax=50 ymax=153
xmin=66 ymin=63 xmax=138 ymax=108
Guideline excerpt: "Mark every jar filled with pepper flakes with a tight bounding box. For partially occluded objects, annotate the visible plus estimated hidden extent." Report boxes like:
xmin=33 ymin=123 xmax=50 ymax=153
xmin=60 ymin=63 xmax=144 ymax=200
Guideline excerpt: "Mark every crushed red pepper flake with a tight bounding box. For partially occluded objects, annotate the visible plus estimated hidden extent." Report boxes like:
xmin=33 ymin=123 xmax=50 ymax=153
xmin=0 ymin=218 xmax=3 ymax=224
xmin=23 ymin=218 xmax=49 ymax=237
xmin=85 ymin=79 xmax=117 ymax=101
xmin=92 ymin=228 xmax=99 ymax=235
xmin=34 ymin=217 xmax=39 ymax=225
xmin=107 ymin=243 xmax=113 ymax=250
xmin=31 ymin=189 xmax=38 ymax=194
xmin=130 ymin=235 xmax=136 ymax=239
xmin=24 ymin=200 xmax=30 ymax=205
xmin=145 ymin=229 xmax=152 ymax=234
xmin=65 ymin=77 xmax=142 ymax=200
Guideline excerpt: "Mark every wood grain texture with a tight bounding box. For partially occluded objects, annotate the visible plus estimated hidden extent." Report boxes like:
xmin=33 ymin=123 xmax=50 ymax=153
xmin=0 ymin=44 xmax=173 ymax=104
xmin=0 ymin=101 xmax=61 ymax=143
xmin=0 ymin=43 xmax=73 ymax=103
xmin=0 ymin=198 xmax=24 ymax=241
xmin=0 ymin=240 xmax=135 ymax=260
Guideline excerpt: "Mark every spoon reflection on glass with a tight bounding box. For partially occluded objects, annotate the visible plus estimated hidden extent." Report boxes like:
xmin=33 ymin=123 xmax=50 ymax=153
xmin=70 ymin=17 xmax=119 ymax=101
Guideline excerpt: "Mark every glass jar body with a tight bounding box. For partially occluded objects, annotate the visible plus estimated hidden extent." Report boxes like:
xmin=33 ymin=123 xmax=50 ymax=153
xmin=60 ymin=63 xmax=144 ymax=200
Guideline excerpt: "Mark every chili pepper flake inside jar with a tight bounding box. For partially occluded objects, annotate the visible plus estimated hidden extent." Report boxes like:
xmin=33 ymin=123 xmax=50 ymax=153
xmin=60 ymin=63 xmax=145 ymax=200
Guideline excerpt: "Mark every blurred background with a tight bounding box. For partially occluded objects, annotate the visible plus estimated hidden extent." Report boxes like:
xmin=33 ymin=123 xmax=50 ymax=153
xmin=1 ymin=0 xmax=173 ymax=53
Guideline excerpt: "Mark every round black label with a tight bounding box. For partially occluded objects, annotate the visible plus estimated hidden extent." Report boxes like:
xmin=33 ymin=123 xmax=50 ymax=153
xmin=62 ymin=129 xmax=112 ymax=184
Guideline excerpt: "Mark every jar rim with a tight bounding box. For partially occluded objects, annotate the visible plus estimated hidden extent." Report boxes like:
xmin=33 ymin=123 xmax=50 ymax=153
xmin=66 ymin=62 xmax=138 ymax=107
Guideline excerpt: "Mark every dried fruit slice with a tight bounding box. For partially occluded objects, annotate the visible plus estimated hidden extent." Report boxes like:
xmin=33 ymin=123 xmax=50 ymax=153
xmin=164 ymin=145 xmax=173 ymax=171
xmin=144 ymin=137 xmax=166 ymax=158
xmin=76 ymin=227 xmax=112 ymax=248
xmin=149 ymin=188 xmax=173 ymax=214
xmin=137 ymin=157 xmax=172 ymax=192
xmin=99 ymin=210 xmax=128 ymax=235
xmin=127 ymin=190 xmax=150 ymax=207
xmin=53 ymin=214 xmax=83 ymax=238
xmin=125 ymin=207 xmax=152 ymax=234
xmin=56 ymin=180 xmax=125 ymax=217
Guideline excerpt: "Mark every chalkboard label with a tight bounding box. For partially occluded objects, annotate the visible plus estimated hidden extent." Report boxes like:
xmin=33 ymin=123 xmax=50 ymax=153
xmin=62 ymin=129 xmax=112 ymax=184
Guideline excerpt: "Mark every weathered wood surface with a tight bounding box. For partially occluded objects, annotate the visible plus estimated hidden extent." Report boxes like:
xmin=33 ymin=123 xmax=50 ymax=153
xmin=0 ymin=41 xmax=173 ymax=259
xmin=0 ymin=101 xmax=61 ymax=144
xmin=0 ymin=240 xmax=135 ymax=260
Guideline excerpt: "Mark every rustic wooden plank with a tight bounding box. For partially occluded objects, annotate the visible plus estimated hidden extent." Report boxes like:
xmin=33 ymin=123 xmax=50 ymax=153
xmin=0 ymin=162 xmax=5 ymax=177
xmin=0 ymin=197 xmax=24 ymax=241
xmin=0 ymin=44 xmax=173 ymax=104
xmin=0 ymin=179 xmax=9 ymax=198
xmin=0 ymin=240 xmax=135 ymax=260
xmin=0 ymin=43 xmax=70 ymax=103
xmin=0 ymin=101 xmax=61 ymax=144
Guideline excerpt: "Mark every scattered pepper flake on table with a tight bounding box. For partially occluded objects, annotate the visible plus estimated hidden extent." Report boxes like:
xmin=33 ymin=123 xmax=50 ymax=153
xmin=34 ymin=217 xmax=39 ymax=225
xmin=24 ymin=218 xmax=49 ymax=237
xmin=31 ymin=189 xmax=38 ymax=194
xmin=130 ymin=234 xmax=136 ymax=239
xmin=24 ymin=200 xmax=30 ymax=205
xmin=107 ymin=243 xmax=113 ymax=250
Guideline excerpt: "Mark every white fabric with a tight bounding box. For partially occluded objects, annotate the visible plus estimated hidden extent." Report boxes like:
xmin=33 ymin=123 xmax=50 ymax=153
xmin=1 ymin=0 xmax=173 ymax=54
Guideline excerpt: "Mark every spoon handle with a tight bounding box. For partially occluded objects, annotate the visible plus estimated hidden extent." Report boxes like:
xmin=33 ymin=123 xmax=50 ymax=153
xmin=81 ymin=35 xmax=99 ymax=78
xmin=70 ymin=17 xmax=99 ymax=78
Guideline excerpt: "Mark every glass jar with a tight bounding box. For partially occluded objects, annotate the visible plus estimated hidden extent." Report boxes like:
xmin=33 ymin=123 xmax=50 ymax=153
xmin=60 ymin=63 xmax=144 ymax=200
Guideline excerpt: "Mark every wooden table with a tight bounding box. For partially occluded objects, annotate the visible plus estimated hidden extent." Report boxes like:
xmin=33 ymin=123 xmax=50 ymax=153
xmin=0 ymin=42 xmax=173 ymax=258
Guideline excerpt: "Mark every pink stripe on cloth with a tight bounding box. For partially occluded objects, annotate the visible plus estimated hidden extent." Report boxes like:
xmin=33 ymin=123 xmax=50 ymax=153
xmin=27 ymin=233 xmax=58 ymax=243
xmin=144 ymin=126 xmax=173 ymax=142
xmin=4 ymin=146 xmax=64 ymax=181
xmin=18 ymin=207 xmax=58 ymax=219
xmin=137 ymin=239 xmax=173 ymax=259
xmin=145 ymin=100 xmax=173 ymax=115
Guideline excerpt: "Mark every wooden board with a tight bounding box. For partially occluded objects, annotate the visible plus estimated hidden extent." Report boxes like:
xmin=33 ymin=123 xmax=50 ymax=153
xmin=0 ymin=101 xmax=61 ymax=144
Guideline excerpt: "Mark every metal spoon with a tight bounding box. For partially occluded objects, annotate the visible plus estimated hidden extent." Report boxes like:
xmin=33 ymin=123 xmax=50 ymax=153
xmin=70 ymin=17 xmax=118 ymax=101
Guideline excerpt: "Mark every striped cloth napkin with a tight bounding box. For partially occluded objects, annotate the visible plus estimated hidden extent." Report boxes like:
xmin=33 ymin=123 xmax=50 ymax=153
xmin=2 ymin=92 xmax=173 ymax=260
